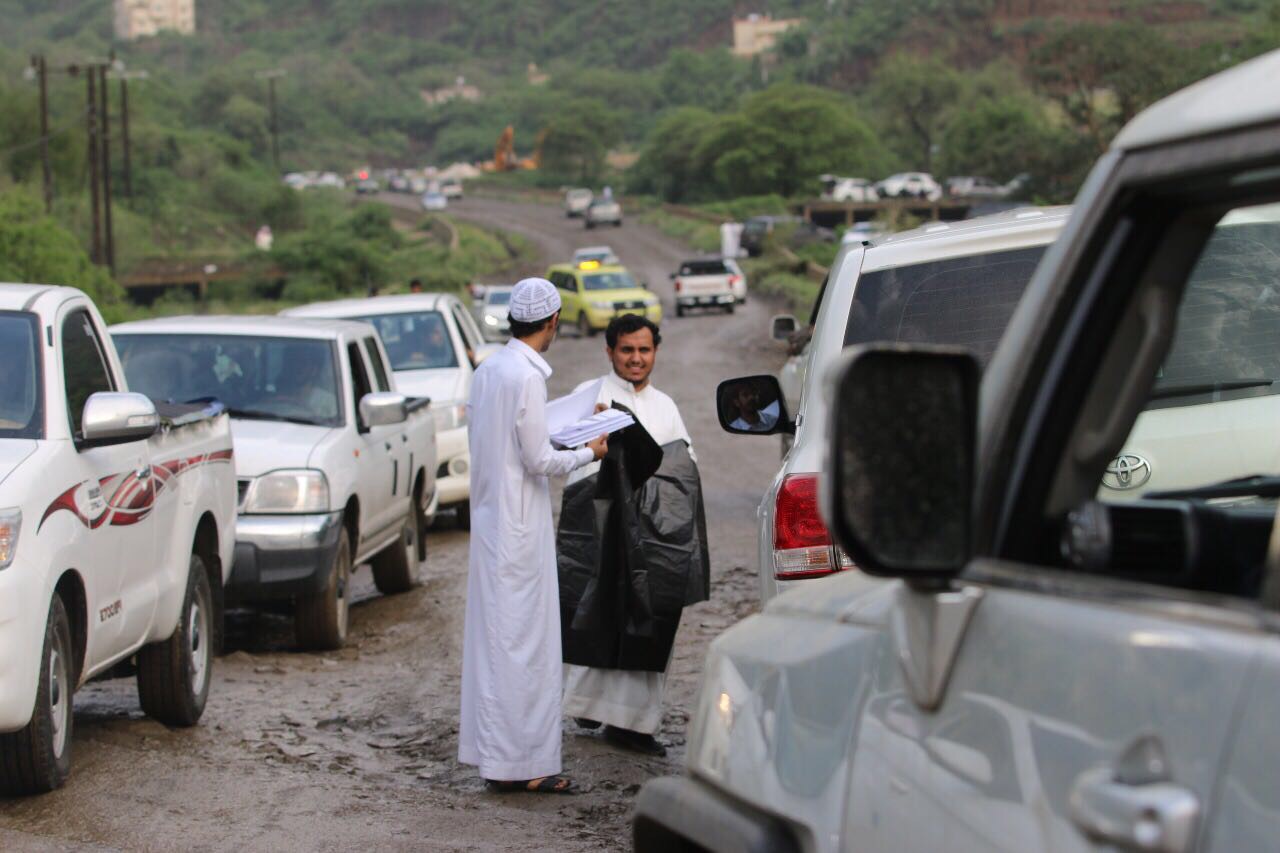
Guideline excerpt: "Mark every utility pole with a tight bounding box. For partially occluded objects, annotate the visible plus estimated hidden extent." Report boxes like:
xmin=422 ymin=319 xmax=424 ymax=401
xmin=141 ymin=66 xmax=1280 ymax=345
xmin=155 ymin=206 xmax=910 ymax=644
xmin=114 ymin=70 xmax=148 ymax=198
xmin=256 ymin=69 xmax=286 ymax=172
xmin=98 ymin=64 xmax=116 ymax=275
xmin=28 ymin=55 xmax=53 ymax=213
xmin=84 ymin=67 xmax=103 ymax=267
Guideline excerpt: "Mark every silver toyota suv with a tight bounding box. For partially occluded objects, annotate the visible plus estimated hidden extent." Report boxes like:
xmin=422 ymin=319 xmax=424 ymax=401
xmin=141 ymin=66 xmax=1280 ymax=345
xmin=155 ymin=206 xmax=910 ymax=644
xmin=720 ymin=207 xmax=1071 ymax=602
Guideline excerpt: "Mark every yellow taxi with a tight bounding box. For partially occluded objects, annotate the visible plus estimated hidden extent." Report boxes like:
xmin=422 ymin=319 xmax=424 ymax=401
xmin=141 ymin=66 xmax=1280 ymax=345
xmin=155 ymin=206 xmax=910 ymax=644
xmin=546 ymin=260 xmax=662 ymax=337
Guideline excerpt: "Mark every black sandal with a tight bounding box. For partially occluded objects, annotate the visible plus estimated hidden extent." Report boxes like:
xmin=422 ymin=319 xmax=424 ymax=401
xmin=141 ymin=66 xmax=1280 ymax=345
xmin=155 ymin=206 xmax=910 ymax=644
xmin=486 ymin=775 xmax=576 ymax=794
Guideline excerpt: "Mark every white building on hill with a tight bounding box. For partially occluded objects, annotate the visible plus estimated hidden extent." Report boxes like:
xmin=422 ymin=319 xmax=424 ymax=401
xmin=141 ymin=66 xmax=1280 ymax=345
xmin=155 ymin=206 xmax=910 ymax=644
xmin=114 ymin=0 xmax=196 ymax=40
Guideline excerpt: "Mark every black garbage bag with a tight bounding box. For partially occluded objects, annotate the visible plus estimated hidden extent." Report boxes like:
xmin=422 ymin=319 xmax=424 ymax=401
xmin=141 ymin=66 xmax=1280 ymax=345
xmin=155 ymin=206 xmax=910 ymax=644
xmin=558 ymin=411 xmax=710 ymax=673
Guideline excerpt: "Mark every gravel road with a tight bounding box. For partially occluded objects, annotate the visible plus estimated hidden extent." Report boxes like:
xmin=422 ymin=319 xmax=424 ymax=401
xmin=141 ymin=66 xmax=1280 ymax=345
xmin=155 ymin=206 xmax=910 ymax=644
xmin=0 ymin=195 xmax=788 ymax=852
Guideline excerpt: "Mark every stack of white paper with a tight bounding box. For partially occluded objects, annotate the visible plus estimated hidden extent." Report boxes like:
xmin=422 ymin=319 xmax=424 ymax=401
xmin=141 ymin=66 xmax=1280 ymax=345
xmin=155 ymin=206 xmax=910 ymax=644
xmin=550 ymin=408 xmax=635 ymax=448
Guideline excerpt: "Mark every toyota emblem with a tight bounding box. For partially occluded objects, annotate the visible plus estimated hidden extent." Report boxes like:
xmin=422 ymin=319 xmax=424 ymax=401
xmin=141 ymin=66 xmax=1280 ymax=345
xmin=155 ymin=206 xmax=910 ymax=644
xmin=1103 ymin=454 xmax=1152 ymax=490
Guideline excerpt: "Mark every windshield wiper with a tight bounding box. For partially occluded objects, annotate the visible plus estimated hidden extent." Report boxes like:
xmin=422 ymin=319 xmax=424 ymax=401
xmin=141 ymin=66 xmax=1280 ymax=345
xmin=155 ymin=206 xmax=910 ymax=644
xmin=1149 ymin=379 xmax=1273 ymax=400
xmin=1146 ymin=474 xmax=1280 ymax=501
xmin=225 ymin=407 xmax=327 ymax=427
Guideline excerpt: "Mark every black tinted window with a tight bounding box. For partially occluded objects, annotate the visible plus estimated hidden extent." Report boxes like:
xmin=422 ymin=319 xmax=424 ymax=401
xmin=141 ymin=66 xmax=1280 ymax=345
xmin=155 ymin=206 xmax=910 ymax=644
xmin=61 ymin=310 xmax=114 ymax=436
xmin=843 ymin=246 xmax=1047 ymax=366
xmin=680 ymin=261 xmax=728 ymax=276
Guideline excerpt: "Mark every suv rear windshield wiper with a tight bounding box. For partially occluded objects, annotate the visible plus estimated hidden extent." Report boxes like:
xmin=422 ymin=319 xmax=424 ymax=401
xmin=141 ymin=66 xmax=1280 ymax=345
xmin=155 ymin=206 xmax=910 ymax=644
xmin=225 ymin=407 xmax=328 ymax=427
xmin=1149 ymin=379 xmax=1274 ymax=400
xmin=1146 ymin=474 xmax=1280 ymax=501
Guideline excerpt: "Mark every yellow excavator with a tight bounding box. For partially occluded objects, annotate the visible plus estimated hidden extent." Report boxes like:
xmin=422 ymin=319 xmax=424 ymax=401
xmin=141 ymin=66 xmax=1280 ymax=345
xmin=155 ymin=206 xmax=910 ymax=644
xmin=481 ymin=126 xmax=545 ymax=171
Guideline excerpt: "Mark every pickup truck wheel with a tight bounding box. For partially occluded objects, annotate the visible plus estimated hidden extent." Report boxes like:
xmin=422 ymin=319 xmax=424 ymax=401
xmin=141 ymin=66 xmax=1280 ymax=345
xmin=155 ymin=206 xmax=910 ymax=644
xmin=676 ymin=305 xmax=686 ymax=318
xmin=295 ymin=532 xmax=351 ymax=650
xmin=137 ymin=554 xmax=213 ymax=727
xmin=578 ymin=313 xmax=594 ymax=338
xmin=372 ymin=519 xmax=418 ymax=595
xmin=724 ymin=302 xmax=736 ymax=315
xmin=0 ymin=596 xmax=73 ymax=795
xmin=454 ymin=500 xmax=471 ymax=531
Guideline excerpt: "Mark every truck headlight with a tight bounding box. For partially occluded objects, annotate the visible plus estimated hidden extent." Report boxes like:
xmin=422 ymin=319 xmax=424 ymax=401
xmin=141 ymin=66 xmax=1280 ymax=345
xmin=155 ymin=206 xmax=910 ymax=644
xmin=644 ymin=296 xmax=659 ymax=307
xmin=243 ymin=470 xmax=329 ymax=514
xmin=433 ymin=401 xmax=468 ymax=432
xmin=591 ymin=301 xmax=613 ymax=310
xmin=483 ymin=314 xmax=499 ymax=326
xmin=0 ymin=509 xmax=21 ymax=570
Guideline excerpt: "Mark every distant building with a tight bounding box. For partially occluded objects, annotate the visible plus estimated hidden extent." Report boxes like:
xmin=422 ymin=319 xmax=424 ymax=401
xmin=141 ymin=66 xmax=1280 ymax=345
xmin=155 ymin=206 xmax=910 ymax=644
xmin=421 ymin=76 xmax=483 ymax=106
xmin=114 ymin=0 xmax=195 ymax=40
xmin=732 ymin=13 xmax=804 ymax=57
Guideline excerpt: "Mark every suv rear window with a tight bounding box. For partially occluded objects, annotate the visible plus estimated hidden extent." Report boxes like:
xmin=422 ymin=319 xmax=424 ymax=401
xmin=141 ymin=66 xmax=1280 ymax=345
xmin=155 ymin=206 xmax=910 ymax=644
xmin=843 ymin=245 xmax=1047 ymax=365
xmin=679 ymin=261 xmax=729 ymax=276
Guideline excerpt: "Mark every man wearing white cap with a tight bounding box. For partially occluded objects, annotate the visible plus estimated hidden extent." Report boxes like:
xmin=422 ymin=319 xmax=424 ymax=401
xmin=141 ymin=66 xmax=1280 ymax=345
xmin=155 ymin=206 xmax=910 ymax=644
xmin=458 ymin=277 xmax=607 ymax=794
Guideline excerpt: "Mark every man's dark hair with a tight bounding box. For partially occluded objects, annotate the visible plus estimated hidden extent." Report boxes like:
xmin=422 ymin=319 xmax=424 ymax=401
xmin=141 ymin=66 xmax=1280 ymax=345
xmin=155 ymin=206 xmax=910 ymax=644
xmin=509 ymin=311 xmax=558 ymax=339
xmin=605 ymin=314 xmax=661 ymax=349
xmin=409 ymin=278 xmax=423 ymax=291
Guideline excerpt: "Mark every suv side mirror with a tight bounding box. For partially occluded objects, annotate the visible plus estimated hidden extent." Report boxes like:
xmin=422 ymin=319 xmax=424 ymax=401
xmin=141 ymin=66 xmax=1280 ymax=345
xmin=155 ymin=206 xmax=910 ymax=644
xmin=81 ymin=392 xmax=159 ymax=446
xmin=716 ymin=375 xmax=793 ymax=436
xmin=771 ymin=314 xmax=799 ymax=341
xmin=823 ymin=345 xmax=978 ymax=580
xmin=359 ymin=392 xmax=408 ymax=428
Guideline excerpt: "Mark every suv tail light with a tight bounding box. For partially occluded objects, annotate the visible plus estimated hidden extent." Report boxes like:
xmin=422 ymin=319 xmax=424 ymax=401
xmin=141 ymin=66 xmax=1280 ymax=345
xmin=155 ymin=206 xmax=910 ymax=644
xmin=728 ymin=275 xmax=740 ymax=287
xmin=674 ymin=278 xmax=682 ymax=292
xmin=772 ymin=474 xmax=855 ymax=580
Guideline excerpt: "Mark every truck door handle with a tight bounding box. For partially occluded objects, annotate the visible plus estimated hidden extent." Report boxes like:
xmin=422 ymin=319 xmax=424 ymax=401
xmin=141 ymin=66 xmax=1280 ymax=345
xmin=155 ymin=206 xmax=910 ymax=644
xmin=385 ymin=442 xmax=393 ymax=451
xmin=1069 ymin=737 xmax=1199 ymax=853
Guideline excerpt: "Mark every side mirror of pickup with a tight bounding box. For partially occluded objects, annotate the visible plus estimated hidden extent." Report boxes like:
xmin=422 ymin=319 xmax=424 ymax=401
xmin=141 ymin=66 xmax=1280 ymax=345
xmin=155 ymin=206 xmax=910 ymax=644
xmin=716 ymin=375 xmax=794 ymax=436
xmin=359 ymin=392 xmax=408 ymax=429
xmin=771 ymin=314 xmax=799 ymax=341
xmin=823 ymin=345 xmax=978 ymax=581
xmin=81 ymin=392 xmax=160 ymax=447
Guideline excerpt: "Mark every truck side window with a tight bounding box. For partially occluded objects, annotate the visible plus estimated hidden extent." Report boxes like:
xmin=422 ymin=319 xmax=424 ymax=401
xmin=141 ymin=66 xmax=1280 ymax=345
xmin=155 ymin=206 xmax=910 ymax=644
xmin=451 ymin=304 xmax=481 ymax=352
xmin=347 ymin=343 xmax=373 ymax=426
xmin=362 ymin=339 xmax=391 ymax=392
xmin=61 ymin=309 xmax=114 ymax=438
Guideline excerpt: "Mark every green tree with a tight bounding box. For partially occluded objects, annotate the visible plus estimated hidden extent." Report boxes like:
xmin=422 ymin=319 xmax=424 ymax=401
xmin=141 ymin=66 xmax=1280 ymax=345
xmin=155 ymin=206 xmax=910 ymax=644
xmin=0 ymin=189 xmax=122 ymax=307
xmin=866 ymin=53 xmax=963 ymax=171
xmin=629 ymin=106 xmax=719 ymax=201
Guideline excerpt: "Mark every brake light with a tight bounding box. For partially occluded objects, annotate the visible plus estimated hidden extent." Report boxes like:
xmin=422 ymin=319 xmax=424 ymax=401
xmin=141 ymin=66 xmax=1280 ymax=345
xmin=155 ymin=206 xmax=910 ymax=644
xmin=773 ymin=474 xmax=854 ymax=580
xmin=728 ymin=275 xmax=740 ymax=286
xmin=674 ymin=278 xmax=682 ymax=292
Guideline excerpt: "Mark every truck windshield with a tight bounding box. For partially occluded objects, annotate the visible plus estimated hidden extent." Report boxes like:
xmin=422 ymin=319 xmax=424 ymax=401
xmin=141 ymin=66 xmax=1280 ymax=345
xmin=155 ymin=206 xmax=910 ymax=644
xmin=114 ymin=334 xmax=343 ymax=427
xmin=354 ymin=311 xmax=458 ymax=371
xmin=0 ymin=312 xmax=42 ymax=439
xmin=1147 ymin=218 xmax=1280 ymax=408
xmin=843 ymin=245 xmax=1048 ymax=366
xmin=583 ymin=272 xmax=638 ymax=291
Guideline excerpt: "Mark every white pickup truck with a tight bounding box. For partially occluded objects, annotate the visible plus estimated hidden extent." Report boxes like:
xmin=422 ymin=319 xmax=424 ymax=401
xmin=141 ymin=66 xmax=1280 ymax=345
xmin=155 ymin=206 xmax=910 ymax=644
xmin=110 ymin=316 xmax=436 ymax=650
xmin=672 ymin=258 xmax=741 ymax=316
xmin=0 ymin=285 xmax=237 ymax=796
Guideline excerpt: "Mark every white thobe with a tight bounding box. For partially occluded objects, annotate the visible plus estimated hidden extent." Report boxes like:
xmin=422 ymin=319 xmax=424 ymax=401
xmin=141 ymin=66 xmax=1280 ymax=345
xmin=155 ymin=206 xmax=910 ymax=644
xmin=562 ymin=371 xmax=694 ymax=735
xmin=459 ymin=338 xmax=594 ymax=781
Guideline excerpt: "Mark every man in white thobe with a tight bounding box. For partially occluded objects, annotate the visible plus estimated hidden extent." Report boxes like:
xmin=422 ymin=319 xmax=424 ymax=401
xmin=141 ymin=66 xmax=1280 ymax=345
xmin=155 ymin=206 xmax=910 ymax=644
xmin=562 ymin=314 xmax=694 ymax=756
xmin=459 ymin=278 xmax=607 ymax=794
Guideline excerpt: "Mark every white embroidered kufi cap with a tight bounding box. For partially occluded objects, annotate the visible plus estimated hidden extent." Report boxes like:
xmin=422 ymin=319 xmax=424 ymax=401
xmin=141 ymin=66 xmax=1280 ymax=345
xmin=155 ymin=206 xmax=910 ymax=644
xmin=509 ymin=277 xmax=562 ymax=322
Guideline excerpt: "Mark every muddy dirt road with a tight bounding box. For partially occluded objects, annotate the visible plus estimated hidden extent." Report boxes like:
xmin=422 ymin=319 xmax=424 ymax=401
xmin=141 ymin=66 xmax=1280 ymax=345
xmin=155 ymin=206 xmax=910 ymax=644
xmin=0 ymin=196 xmax=788 ymax=852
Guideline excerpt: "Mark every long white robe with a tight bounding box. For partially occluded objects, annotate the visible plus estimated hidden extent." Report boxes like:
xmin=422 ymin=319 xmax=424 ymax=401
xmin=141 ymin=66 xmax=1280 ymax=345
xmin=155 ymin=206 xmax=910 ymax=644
xmin=459 ymin=338 xmax=594 ymax=781
xmin=562 ymin=371 xmax=694 ymax=735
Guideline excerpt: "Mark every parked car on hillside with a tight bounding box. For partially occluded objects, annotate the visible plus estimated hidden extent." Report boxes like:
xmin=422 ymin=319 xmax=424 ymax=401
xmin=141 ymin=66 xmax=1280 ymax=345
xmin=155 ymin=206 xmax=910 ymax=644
xmin=725 ymin=206 xmax=1072 ymax=603
xmin=440 ymin=178 xmax=463 ymax=200
xmin=946 ymin=174 xmax=1010 ymax=198
xmin=283 ymin=294 xmax=497 ymax=529
xmin=819 ymin=174 xmax=879 ymax=203
xmin=636 ymin=48 xmax=1280 ymax=853
xmin=0 ymin=285 xmax=237 ymax=796
xmin=876 ymin=171 xmax=944 ymax=201
xmin=421 ymin=191 xmax=448 ymax=211
xmin=740 ymin=215 xmax=834 ymax=257
xmin=564 ymin=187 xmax=594 ymax=217
xmin=112 ymin=316 xmax=436 ymax=650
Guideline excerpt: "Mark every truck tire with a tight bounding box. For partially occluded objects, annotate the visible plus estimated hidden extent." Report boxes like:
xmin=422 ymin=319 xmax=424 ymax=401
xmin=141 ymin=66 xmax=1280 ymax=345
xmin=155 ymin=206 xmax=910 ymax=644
xmin=578 ymin=313 xmax=594 ymax=338
xmin=295 ymin=532 xmax=351 ymax=651
xmin=455 ymin=500 xmax=471 ymax=531
xmin=676 ymin=305 xmax=686 ymax=318
xmin=137 ymin=554 xmax=213 ymax=728
xmin=0 ymin=596 xmax=74 ymax=795
xmin=725 ymin=302 xmax=736 ymax=315
xmin=372 ymin=519 xmax=418 ymax=595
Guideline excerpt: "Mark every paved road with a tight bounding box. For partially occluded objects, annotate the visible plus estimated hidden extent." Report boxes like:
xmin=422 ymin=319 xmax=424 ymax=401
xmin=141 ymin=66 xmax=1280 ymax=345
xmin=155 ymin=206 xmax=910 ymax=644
xmin=0 ymin=195 xmax=788 ymax=852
